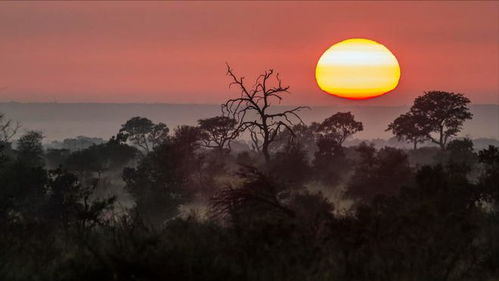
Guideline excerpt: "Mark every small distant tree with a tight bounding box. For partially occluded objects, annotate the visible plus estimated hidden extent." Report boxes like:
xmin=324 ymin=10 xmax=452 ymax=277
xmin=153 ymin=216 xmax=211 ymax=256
xmin=198 ymin=116 xmax=238 ymax=152
xmin=387 ymin=112 xmax=431 ymax=150
xmin=61 ymin=136 xmax=104 ymax=151
xmin=389 ymin=91 xmax=472 ymax=150
xmin=222 ymin=65 xmax=308 ymax=163
xmin=117 ymin=117 xmax=169 ymax=154
xmin=17 ymin=130 xmax=44 ymax=166
xmin=317 ymin=112 xmax=363 ymax=146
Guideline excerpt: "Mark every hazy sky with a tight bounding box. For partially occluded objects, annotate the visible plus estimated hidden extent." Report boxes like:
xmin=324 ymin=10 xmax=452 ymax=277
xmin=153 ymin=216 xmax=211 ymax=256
xmin=0 ymin=1 xmax=497 ymax=105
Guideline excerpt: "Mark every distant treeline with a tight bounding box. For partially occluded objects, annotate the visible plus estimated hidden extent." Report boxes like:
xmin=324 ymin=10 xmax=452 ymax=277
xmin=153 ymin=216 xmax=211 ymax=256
xmin=0 ymin=68 xmax=498 ymax=281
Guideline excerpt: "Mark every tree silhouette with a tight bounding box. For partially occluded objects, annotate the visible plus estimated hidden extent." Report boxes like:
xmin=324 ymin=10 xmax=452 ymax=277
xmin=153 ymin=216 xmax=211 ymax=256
xmin=478 ymin=145 xmax=499 ymax=209
xmin=123 ymin=141 xmax=193 ymax=226
xmin=222 ymin=65 xmax=308 ymax=163
xmin=387 ymin=111 xmax=431 ymax=150
xmin=405 ymin=91 xmax=472 ymax=149
xmin=172 ymin=125 xmax=204 ymax=151
xmin=198 ymin=116 xmax=238 ymax=152
xmin=446 ymin=138 xmax=476 ymax=166
xmin=346 ymin=144 xmax=412 ymax=202
xmin=312 ymin=135 xmax=348 ymax=185
xmin=317 ymin=112 xmax=363 ymax=146
xmin=117 ymin=117 xmax=169 ymax=154
xmin=16 ymin=130 xmax=44 ymax=167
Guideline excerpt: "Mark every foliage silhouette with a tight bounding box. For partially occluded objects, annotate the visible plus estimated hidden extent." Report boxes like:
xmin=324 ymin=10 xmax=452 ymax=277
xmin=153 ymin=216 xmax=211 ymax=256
xmin=1 ymin=88 xmax=498 ymax=281
xmin=317 ymin=111 xmax=363 ymax=146
xmin=389 ymin=91 xmax=472 ymax=150
xmin=118 ymin=117 xmax=169 ymax=154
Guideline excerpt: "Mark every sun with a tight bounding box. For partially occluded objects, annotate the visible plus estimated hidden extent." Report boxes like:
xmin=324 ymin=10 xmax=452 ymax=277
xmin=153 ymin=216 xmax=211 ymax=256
xmin=315 ymin=38 xmax=401 ymax=100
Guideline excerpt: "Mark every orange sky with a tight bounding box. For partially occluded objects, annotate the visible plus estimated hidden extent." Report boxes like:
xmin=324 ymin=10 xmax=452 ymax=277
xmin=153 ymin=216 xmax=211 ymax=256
xmin=0 ymin=1 xmax=497 ymax=105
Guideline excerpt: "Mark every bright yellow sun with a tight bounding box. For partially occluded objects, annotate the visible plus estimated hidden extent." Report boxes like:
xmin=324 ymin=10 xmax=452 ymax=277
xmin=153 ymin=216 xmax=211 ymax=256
xmin=315 ymin=38 xmax=401 ymax=100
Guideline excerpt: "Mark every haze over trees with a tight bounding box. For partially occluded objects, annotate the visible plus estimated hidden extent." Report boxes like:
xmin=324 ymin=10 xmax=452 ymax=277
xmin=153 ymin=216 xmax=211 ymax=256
xmin=0 ymin=69 xmax=497 ymax=281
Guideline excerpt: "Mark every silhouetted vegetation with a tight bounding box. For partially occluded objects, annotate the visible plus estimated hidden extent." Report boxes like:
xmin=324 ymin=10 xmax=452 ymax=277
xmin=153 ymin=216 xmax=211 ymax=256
xmin=0 ymin=78 xmax=498 ymax=280
xmin=388 ymin=91 xmax=472 ymax=150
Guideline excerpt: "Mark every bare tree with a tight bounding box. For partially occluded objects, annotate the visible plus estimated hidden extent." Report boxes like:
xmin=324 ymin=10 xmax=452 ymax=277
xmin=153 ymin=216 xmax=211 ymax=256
xmin=0 ymin=113 xmax=20 ymax=142
xmin=222 ymin=65 xmax=308 ymax=163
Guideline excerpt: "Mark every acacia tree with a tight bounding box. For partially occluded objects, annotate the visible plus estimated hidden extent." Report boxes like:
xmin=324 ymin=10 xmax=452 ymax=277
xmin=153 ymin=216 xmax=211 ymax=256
xmin=317 ymin=112 xmax=363 ymax=146
xmin=386 ymin=111 xmax=431 ymax=150
xmin=117 ymin=117 xmax=169 ymax=154
xmin=222 ymin=65 xmax=308 ymax=163
xmin=198 ymin=116 xmax=238 ymax=152
xmin=388 ymin=91 xmax=472 ymax=150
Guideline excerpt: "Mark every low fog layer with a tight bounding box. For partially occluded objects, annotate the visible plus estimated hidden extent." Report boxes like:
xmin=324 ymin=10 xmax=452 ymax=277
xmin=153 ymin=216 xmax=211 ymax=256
xmin=1 ymin=103 xmax=498 ymax=142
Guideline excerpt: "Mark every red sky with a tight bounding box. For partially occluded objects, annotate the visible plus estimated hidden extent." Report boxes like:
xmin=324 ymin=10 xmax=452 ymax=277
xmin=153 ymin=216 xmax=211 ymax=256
xmin=0 ymin=1 xmax=497 ymax=105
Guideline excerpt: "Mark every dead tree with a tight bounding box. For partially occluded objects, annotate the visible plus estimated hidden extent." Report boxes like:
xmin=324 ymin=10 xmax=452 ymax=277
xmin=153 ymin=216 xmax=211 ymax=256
xmin=0 ymin=113 xmax=20 ymax=142
xmin=222 ymin=65 xmax=308 ymax=163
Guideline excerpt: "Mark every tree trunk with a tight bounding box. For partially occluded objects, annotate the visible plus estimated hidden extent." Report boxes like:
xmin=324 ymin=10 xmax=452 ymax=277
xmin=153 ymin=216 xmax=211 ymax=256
xmin=413 ymin=140 xmax=417 ymax=150
xmin=262 ymin=142 xmax=270 ymax=163
xmin=439 ymin=125 xmax=445 ymax=150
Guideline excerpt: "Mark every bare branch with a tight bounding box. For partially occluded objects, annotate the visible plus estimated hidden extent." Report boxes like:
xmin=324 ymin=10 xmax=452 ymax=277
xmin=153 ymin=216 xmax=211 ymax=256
xmin=221 ymin=65 xmax=309 ymax=162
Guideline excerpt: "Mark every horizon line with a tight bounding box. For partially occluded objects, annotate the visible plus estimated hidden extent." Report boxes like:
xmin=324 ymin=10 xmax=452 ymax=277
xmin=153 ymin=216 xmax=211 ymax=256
xmin=1 ymin=101 xmax=498 ymax=107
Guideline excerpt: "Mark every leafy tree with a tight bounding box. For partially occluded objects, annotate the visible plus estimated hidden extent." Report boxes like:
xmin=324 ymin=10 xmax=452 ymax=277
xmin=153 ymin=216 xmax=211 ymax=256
xmin=268 ymin=142 xmax=311 ymax=188
xmin=198 ymin=116 xmax=238 ymax=152
xmin=65 ymin=138 xmax=138 ymax=175
xmin=16 ymin=131 xmax=44 ymax=167
xmin=395 ymin=91 xmax=472 ymax=149
xmin=445 ymin=138 xmax=476 ymax=167
xmin=118 ymin=117 xmax=169 ymax=154
xmin=0 ymin=160 xmax=47 ymax=220
xmin=271 ymin=123 xmax=319 ymax=158
xmin=478 ymin=145 xmax=499 ymax=208
xmin=334 ymin=165 xmax=482 ymax=280
xmin=123 ymin=137 xmax=198 ymax=226
xmin=346 ymin=144 xmax=412 ymax=202
xmin=387 ymin=111 xmax=431 ymax=149
xmin=43 ymin=168 xmax=116 ymax=229
xmin=317 ymin=112 xmax=363 ymax=145
xmin=222 ymin=65 xmax=308 ymax=163
xmin=172 ymin=125 xmax=204 ymax=151
xmin=312 ymin=135 xmax=348 ymax=185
